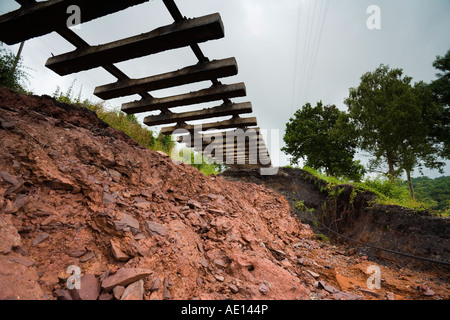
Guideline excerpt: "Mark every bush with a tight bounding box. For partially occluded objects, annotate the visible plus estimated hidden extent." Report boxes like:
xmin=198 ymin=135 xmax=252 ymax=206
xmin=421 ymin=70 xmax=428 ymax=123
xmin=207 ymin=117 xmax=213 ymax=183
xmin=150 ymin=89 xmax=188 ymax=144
xmin=358 ymin=176 xmax=429 ymax=210
xmin=0 ymin=47 xmax=30 ymax=93
xmin=303 ymin=166 xmax=433 ymax=213
xmin=171 ymin=146 xmax=225 ymax=176
xmin=53 ymin=83 xmax=158 ymax=150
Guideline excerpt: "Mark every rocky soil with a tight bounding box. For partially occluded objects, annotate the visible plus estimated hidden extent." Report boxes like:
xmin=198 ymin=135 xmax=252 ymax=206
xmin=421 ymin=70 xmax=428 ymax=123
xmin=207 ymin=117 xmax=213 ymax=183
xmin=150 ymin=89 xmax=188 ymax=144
xmin=0 ymin=87 xmax=448 ymax=300
xmin=223 ymin=167 xmax=450 ymax=266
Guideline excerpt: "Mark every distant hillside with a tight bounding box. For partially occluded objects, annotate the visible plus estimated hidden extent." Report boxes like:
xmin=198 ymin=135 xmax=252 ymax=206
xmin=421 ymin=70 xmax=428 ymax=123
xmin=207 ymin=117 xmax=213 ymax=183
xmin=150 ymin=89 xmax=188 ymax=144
xmin=407 ymin=176 xmax=450 ymax=212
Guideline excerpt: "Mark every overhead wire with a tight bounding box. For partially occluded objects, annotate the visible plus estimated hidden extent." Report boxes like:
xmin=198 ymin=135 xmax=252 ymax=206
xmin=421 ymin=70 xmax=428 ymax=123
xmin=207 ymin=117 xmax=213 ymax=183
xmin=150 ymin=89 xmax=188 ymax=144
xmin=291 ymin=0 xmax=303 ymax=115
xmin=28 ymin=37 xmax=100 ymax=92
xmin=298 ymin=0 xmax=314 ymax=109
xmin=292 ymin=0 xmax=330 ymax=113
xmin=304 ymin=0 xmax=330 ymax=103
xmin=304 ymin=0 xmax=323 ymax=102
xmin=302 ymin=0 xmax=318 ymax=104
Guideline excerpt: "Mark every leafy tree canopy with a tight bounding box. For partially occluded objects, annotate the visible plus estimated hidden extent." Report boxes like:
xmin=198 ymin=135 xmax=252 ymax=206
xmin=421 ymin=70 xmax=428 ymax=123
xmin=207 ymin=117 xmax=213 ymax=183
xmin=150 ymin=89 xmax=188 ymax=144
xmin=429 ymin=49 xmax=450 ymax=158
xmin=344 ymin=64 xmax=446 ymax=198
xmin=282 ymin=102 xmax=365 ymax=181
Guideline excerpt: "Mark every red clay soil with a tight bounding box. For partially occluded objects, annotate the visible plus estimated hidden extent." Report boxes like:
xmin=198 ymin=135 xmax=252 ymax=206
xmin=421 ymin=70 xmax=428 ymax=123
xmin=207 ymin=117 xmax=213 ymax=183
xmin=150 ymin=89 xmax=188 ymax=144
xmin=0 ymin=87 xmax=448 ymax=300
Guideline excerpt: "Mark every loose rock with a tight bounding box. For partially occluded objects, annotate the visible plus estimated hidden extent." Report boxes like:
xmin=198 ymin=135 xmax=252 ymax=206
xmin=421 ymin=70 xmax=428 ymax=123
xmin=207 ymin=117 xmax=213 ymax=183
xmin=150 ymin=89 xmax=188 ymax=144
xmin=68 ymin=248 xmax=87 ymax=258
xmin=55 ymin=289 xmax=73 ymax=300
xmin=114 ymin=213 xmax=140 ymax=234
xmin=229 ymin=283 xmax=239 ymax=294
xmin=163 ymin=278 xmax=171 ymax=300
xmin=318 ymin=281 xmax=340 ymax=294
xmin=101 ymin=268 xmax=153 ymax=292
xmin=1 ymin=88 xmax=448 ymax=301
xmin=71 ymin=274 xmax=101 ymax=300
xmin=32 ymin=232 xmax=49 ymax=246
xmin=0 ymin=171 xmax=19 ymax=186
xmin=151 ymin=278 xmax=161 ymax=292
xmin=121 ymin=280 xmax=144 ymax=300
xmin=98 ymin=292 xmax=114 ymax=300
xmin=145 ymin=221 xmax=168 ymax=237
xmin=113 ymin=286 xmax=125 ymax=300
xmin=0 ymin=215 xmax=22 ymax=254
xmin=259 ymin=283 xmax=269 ymax=295
xmin=110 ymin=239 xmax=130 ymax=262
xmin=306 ymin=270 xmax=320 ymax=279
xmin=79 ymin=251 xmax=96 ymax=263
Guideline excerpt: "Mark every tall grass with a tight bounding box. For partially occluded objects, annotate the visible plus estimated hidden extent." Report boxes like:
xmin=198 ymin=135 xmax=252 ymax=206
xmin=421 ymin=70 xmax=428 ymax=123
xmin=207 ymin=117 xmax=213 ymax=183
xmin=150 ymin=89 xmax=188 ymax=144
xmin=171 ymin=146 xmax=226 ymax=176
xmin=301 ymin=166 xmax=437 ymax=214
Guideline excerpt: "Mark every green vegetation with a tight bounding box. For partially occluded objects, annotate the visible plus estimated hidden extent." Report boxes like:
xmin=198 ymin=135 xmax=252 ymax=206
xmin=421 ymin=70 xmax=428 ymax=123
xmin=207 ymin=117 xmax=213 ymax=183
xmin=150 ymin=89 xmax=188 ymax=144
xmin=429 ymin=50 xmax=450 ymax=158
xmin=282 ymin=102 xmax=365 ymax=181
xmin=404 ymin=176 xmax=450 ymax=212
xmin=313 ymin=233 xmax=329 ymax=242
xmin=0 ymin=47 xmax=30 ymax=93
xmin=301 ymin=166 xmax=444 ymax=215
xmin=294 ymin=200 xmax=315 ymax=213
xmin=344 ymin=64 xmax=445 ymax=198
xmin=171 ymin=146 xmax=226 ymax=176
xmin=52 ymin=82 xmax=223 ymax=176
xmin=285 ymin=49 xmax=450 ymax=216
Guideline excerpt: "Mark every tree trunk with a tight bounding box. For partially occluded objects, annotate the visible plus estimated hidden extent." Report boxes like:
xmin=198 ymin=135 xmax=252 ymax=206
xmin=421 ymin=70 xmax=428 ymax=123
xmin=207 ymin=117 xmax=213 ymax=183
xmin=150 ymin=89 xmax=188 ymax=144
xmin=325 ymin=163 xmax=334 ymax=177
xmin=406 ymin=170 xmax=415 ymax=199
xmin=387 ymin=154 xmax=395 ymax=180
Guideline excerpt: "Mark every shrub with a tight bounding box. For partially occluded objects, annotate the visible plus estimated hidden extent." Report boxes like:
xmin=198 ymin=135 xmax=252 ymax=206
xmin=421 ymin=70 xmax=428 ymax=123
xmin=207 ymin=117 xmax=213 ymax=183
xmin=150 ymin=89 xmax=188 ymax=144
xmin=0 ymin=47 xmax=30 ymax=93
xmin=303 ymin=166 xmax=433 ymax=213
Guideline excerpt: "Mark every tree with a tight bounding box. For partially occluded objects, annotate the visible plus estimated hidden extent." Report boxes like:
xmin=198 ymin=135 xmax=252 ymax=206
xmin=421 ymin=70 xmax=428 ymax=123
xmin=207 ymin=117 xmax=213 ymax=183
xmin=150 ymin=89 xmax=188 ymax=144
xmin=344 ymin=64 xmax=445 ymax=198
xmin=430 ymin=49 xmax=450 ymax=106
xmin=282 ymin=102 xmax=365 ymax=181
xmin=429 ymin=49 xmax=450 ymax=158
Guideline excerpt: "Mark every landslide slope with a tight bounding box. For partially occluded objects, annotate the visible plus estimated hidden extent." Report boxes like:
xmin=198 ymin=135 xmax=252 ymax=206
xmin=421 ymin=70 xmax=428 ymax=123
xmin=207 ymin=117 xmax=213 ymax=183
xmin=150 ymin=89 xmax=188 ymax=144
xmin=1 ymin=88 xmax=448 ymax=301
xmin=0 ymin=88 xmax=314 ymax=300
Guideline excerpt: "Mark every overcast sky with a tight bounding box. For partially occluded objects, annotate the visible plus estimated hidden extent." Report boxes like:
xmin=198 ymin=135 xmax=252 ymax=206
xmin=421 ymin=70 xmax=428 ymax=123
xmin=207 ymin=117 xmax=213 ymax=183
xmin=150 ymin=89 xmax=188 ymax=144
xmin=1 ymin=0 xmax=449 ymax=177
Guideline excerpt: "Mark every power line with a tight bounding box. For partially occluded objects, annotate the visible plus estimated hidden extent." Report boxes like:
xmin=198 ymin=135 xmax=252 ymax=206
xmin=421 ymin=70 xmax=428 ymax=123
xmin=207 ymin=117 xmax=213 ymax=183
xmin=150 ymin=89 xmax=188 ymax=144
xmin=291 ymin=0 xmax=303 ymax=115
xmin=298 ymin=0 xmax=313 ymax=109
xmin=302 ymin=0 xmax=318 ymax=104
xmin=26 ymin=38 xmax=100 ymax=92
xmin=292 ymin=0 xmax=330 ymax=112
xmin=304 ymin=0 xmax=330 ymax=103
xmin=304 ymin=0 xmax=323 ymax=102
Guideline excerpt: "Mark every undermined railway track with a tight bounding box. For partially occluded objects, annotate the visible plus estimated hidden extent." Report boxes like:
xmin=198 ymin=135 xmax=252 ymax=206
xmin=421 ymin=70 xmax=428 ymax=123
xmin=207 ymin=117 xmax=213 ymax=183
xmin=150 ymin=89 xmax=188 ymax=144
xmin=0 ymin=0 xmax=272 ymax=170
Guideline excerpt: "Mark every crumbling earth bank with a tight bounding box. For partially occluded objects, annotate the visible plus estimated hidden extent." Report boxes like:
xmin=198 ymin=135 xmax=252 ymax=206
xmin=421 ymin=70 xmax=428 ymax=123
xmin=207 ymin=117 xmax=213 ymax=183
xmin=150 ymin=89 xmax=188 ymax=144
xmin=1 ymin=88 xmax=448 ymax=301
xmin=0 ymin=87 xmax=315 ymax=300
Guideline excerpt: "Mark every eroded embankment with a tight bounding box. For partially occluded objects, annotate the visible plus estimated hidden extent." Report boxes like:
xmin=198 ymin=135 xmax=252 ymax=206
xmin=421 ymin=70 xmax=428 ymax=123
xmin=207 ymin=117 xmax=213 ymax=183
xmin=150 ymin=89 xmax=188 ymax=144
xmin=221 ymin=167 xmax=450 ymax=268
xmin=0 ymin=87 xmax=315 ymax=300
xmin=1 ymin=87 xmax=448 ymax=300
